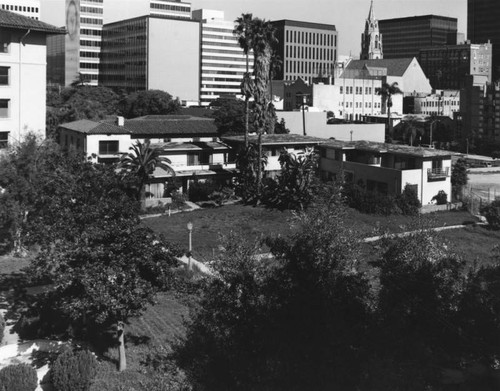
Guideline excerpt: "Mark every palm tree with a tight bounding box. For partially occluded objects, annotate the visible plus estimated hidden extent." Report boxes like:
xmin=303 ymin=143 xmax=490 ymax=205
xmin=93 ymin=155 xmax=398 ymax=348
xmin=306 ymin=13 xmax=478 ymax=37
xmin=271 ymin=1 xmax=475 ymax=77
xmin=234 ymin=13 xmax=254 ymax=148
xmin=119 ymin=140 xmax=174 ymax=208
xmin=377 ymin=82 xmax=402 ymax=140
xmin=249 ymin=17 xmax=277 ymax=200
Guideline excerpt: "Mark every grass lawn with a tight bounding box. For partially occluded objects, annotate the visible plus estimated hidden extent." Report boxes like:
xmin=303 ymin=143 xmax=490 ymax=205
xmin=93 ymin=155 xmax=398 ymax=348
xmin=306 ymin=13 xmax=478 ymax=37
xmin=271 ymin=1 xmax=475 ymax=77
xmin=143 ymin=203 xmax=481 ymax=260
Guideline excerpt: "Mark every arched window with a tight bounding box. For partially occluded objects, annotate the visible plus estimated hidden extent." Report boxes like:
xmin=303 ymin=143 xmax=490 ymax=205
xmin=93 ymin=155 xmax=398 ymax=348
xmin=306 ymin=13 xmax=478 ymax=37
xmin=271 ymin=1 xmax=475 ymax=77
xmin=375 ymin=35 xmax=379 ymax=49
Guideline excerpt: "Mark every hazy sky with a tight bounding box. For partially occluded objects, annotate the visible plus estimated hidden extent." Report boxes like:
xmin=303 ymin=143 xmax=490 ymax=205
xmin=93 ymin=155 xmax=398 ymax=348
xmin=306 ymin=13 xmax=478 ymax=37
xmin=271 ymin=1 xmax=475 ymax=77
xmin=41 ymin=0 xmax=467 ymax=56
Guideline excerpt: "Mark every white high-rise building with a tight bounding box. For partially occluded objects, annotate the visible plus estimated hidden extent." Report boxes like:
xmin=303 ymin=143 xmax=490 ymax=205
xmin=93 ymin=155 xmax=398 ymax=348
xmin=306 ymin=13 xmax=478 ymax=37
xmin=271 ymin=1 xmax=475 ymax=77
xmin=192 ymin=9 xmax=252 ymax=106
xmin=104 ymin=0 xmax=191 ymax=23
xmin=0 ymin=0 xmax=39 ymax=19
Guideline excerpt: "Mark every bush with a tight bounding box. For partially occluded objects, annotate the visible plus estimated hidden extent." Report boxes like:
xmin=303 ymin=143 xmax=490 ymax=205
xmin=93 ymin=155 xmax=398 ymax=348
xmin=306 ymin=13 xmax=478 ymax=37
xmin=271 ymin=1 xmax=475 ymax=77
xmin=0 ymin=363 xmax=38 ymax=391
xmin=208 ymin=187 xmax=235 ymax=206
xmin=51 ymin=349 xmax=98 ymax=391
xmin=188 ymin=179 xmax=218 ymax=202
xmin=481 ymin=200 xmax=500 ymax=230
xmin=395 ymin=184 xmax=421 ymax=215
xmin=0 ymin=311 xmax=5 ymax=342
xmin=342 ymin=183 xmax=399 ymax=215
xmin=432 ymin=190 xmax=448 ymax=205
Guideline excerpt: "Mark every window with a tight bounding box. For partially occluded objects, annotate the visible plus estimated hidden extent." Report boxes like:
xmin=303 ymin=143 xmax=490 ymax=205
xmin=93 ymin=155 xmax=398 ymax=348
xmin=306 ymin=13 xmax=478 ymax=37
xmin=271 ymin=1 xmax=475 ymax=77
xmin=0 ymin=99 xmax=9 ymax=117
xmin=0 ymin=31 xmax=10 ymax=53
xmin=98 ymin=140 xmax=119 ymax=155
xmin=0 ymin=67 xmax=8 ymax=85
xmin=0 ymin=131 xmax=8 ymax=149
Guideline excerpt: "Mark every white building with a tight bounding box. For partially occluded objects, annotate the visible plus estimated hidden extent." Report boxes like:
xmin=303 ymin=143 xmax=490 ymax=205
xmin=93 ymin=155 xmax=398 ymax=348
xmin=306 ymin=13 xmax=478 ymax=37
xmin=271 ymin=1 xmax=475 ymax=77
xmin=0 ymin=0 xmax=39 ymax=19
xmin=415 ymin=90 xmax=460 ymax=118
xmin=0 ymin=9 xmax=64 ymax=146
xmin=192 ymin=9 xmax=252 ymax=106
xmin=104 ymin=0 xmax=191 ymax=23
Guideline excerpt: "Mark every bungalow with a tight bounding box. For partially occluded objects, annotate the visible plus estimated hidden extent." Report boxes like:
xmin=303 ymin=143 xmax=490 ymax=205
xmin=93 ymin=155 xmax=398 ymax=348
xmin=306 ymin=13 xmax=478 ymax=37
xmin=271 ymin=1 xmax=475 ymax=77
xmin=318 ymin=140 xmax=453 ymax=204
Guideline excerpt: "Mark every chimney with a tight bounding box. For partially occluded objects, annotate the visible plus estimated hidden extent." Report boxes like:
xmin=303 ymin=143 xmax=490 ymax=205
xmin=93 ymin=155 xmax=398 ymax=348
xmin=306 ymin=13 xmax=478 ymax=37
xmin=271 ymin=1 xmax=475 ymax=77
xmin=116 ymin=116 xmax=125 ymax=126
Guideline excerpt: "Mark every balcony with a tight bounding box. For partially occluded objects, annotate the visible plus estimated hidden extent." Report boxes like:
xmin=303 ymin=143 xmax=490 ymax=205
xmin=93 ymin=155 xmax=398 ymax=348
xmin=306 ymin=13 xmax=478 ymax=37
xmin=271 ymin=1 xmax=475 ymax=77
xmin=427 ymin=167 xmax=449 ymax=181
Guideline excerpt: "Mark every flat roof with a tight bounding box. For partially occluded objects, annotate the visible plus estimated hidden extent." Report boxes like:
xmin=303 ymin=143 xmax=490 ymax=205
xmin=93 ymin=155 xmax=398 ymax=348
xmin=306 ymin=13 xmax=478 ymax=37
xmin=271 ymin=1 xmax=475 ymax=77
xmin=271 ymin=19 xmax=336 ymax=31
xmin=222 ymin=134 xmax=325 ymax=146
xmin=319 ymin=140 xmax=454 ymax=158
xmin=379 ymin=14 xmax=457 ymax=24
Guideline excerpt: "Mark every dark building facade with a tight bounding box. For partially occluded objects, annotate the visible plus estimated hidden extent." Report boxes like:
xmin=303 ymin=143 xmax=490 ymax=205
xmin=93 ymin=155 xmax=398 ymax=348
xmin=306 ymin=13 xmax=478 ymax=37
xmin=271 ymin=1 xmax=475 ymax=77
xmin=419 ymin=42 xmax=492 ymax=90
xmin=271 ymin=19 xmax=337 ymax=84
xmin=379 ymin=15 xmax=457 ymax=59
xmin=468 ymin=0 xmax=500 ymax=80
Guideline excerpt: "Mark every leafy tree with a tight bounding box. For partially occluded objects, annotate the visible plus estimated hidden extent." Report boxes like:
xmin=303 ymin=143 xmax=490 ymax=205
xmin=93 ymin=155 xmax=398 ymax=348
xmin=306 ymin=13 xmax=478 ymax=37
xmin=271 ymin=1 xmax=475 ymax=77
xmin=481 ymin=199 xmax=500 ymax=230
xmin=234 ymin=143 xmax=267 ymax=204
xmin=119 ymin=140 xmax=175 ymax=207
xmin=264 ymin=148 xmax=319 ymax=210
xmin=395 ymin=183 xmax=421 ymax=215
xmin=120 ymin=89 xmax=180 ymax=119
xmin=274 ymin=118 xmax=290 ymax=134
xmin=177 ymin=201 xmax=372 ymax=390
xmin=377 ymin=82 xmax=402 ymax=140
xmin=451 ymin=158 xmax=468 ymax=201
xmin=210 ymin=96 xmax=246 ymax=135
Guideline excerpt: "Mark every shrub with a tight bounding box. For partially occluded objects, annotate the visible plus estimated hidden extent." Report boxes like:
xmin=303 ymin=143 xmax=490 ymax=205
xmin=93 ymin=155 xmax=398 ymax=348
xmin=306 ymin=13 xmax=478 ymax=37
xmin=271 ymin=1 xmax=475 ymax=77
xmin=0 ymin=311 xmax=5 ymax=342
xmin=171 ymin=190 xmax=187 ymax=210
xmin=209 ymin=187 xmax=235 ymax=206
xmin=396 ymin=185 xmax=421 ymax=216
xmin=432 ymin=190 xmax=448 ymax=205
xmin=51 ymin=349 xmax=98 ymax=391
xmin=481 ymin=200 xmax=500 ymax=230
xmin=0 ymin=363 xmax=38 ymax=391
xmin=188 ymin=179 xmax=218 ymax=202
xmin=342 ymin=183 xmax=399 ymax=215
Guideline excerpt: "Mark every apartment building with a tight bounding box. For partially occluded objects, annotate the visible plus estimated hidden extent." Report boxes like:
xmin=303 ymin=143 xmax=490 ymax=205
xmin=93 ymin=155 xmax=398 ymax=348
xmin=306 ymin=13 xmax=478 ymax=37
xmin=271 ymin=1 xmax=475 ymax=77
xmin=272 ymin=19 xmax=337 ymax=84
xmin=0 ymin=9 xmax=64 ymax=146
xmin=192 ymin=9 xmax=252 ymax=106
xmin=104 ymin=0 xmax=191 ymax=22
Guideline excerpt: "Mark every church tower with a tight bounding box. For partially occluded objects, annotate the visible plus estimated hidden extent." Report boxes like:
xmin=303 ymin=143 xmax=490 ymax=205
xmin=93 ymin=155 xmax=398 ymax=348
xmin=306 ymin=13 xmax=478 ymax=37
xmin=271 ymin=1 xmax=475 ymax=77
xmin=360 ymin=0 xmax=383 ymax=60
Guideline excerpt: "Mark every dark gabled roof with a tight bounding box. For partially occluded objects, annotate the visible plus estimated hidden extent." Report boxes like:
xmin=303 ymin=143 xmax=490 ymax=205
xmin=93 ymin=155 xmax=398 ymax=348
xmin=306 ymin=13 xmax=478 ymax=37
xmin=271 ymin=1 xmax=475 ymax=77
xmin=150 ymin=141 xmax=230 ymax=152
xmin=0 ymin=10 xmax=65 ymax=34
xmin=59 ymin=119 xmax=131 ymax=135
xmin=345 ymin=58 xmax=415 ymax=77
xmin=319 ymin=140 xmax=454 ymax=158
xmin=222 ymin=134 xmax=325 ymax=146
xmin=120 ymin=116 xmax=218 ymax=136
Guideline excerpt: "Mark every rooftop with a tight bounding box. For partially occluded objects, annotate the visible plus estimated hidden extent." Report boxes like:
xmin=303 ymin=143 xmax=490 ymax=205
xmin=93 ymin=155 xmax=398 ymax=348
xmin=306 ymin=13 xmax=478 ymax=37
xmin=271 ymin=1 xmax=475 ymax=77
xmin=0 ymin=10 xmax=65 ymax=34
xmin=59 ymin=119 xmax=130 ymax=135
xmin=222 ymin=134 xmax=325 ymax=146
xmin=319 ymin=140 xmax=454 ymax=158
xmin=345 ymin=58 xmax=415 ymax=77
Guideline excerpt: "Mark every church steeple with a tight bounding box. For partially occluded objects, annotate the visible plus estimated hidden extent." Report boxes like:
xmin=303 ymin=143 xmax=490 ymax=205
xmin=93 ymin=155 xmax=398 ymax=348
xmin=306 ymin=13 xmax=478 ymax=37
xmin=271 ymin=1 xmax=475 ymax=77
xmin=360 ymin=0 xmax=383 ymax=60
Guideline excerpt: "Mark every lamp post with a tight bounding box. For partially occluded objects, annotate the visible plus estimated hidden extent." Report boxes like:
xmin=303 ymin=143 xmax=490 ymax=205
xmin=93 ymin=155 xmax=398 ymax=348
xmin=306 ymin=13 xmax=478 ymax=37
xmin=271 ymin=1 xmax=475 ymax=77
xmin=296 ymin=93 xmax=310 ymax=136
xmin=187 ymin=221 xmax=193 ymax=270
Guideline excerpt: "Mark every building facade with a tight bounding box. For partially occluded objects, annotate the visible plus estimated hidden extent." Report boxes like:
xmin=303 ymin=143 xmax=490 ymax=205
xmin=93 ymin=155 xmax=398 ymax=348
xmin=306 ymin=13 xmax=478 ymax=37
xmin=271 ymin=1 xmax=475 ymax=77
xmin=468 ymin=0 xmax=500 ymax=80
xmin=99 ymin=15 xmax=200 ymax=104
xmin=319 ymin=140 xmax=452 ymax=205
xmin=419 ymin=42 xmax=492 ymax=90
xmin=272 ymin=19 xmax=337 ymax=84
xmin=0 ymin=0 xmax=39 ymax=19
xmin=414 ymin=90 xmax=460 ymax=118
xmin=0 ymin=10 xmax=64 ymax=146
xmin=104 ymin=0 xmax=191 ymax=23
xmin=360 ymin=0 xmax=383 ymax=60
xmin=379 ymin=15 xmax=457 ymax=59
xmin=192 ymin=9 xmax=252 ymax=106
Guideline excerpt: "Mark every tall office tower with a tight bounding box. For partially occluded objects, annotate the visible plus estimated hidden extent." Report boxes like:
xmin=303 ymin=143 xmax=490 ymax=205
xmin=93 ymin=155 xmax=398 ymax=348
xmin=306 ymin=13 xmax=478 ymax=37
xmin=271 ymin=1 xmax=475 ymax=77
xmin=272 ymin=20 xmax=337 ymax=84
xmin=0 ymin=0 xmax=39 ymax=19
xmin=104 ymin=0 xmax=191 ymax=23
xmin=100 ymin=15 xmax=200 ymax=104
xmin=419 ymin=42 xmax=492 ymax=90
xmin=192 ymin=9 xmax=252 ymax=106
xmin=47 ymin=0 xmax=103 ymax=86
xmin=360 ymin=0 xmax=383 ymax=60
xmin=379 ymin=15 xmax=457 ymax=59
xmin=468 ymin=0 xmax=500 ymax=79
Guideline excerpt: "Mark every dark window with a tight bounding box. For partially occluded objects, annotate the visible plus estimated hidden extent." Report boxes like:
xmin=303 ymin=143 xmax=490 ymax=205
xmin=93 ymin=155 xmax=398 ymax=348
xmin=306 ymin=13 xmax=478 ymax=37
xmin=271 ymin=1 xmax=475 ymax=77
xmin=0 ymin=67 xmax=8 ymax=85
xmin=0 ymin=31 xmax=10 ymax=53
xmin=0 ymin=99 xmax=9 ymax=117
xmin=99 ymin=140 xmax=119 ymax=155
xmin=0 ymin=131 xmax=8 ymax=149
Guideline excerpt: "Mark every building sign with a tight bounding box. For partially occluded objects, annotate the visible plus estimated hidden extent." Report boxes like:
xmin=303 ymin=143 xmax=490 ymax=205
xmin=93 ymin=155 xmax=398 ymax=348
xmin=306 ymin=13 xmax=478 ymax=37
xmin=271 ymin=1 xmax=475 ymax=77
xmin=65 ymin=0 xmax=80 ymax=85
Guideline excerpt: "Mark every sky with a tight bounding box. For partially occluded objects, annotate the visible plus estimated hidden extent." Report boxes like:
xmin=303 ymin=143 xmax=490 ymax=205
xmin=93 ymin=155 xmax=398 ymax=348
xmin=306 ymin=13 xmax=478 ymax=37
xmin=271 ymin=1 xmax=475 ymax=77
xmin=41 ymin=0 xmax=467 ymax=57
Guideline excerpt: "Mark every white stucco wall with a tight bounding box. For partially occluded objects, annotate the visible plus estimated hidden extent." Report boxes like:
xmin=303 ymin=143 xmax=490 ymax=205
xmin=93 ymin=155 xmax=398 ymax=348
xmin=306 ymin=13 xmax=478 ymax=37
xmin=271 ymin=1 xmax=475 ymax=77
xmin=394 ymin=58 xmax=432 ymax=95
xmin=0 ymin=31 xmax=48 ymax=143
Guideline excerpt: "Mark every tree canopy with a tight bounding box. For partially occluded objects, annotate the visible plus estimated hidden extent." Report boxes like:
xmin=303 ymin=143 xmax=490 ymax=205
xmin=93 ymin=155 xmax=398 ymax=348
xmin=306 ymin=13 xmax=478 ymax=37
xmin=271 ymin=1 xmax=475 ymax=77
xmin=119 ymin=89 xmax=181 ymax=118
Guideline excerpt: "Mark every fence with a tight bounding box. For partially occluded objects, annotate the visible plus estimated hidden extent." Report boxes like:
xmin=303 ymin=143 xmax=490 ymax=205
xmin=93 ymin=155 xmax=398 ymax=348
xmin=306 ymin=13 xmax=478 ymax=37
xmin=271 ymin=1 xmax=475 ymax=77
xmin=462 ymin=186 xmax=499 ymax=216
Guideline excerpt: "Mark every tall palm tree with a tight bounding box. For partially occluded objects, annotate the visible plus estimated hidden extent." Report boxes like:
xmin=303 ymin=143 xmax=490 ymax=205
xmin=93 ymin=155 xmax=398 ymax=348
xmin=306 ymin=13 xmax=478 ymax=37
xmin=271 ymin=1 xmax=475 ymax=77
xmin=249 ymin=18 xmax=277 ymax=199
xmin=234 ymin=13 xmax=254 ymax=148
xmin=119 ymin=140 xmax=174 ymax=208
xmin=377 ymin=82 xmax=402 ymax=141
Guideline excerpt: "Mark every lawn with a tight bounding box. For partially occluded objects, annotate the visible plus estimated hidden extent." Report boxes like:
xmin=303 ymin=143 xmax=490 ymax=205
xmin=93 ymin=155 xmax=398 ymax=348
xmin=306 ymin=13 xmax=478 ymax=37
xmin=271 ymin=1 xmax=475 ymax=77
xmin=143 ymin=203 xmax=481 ymax=260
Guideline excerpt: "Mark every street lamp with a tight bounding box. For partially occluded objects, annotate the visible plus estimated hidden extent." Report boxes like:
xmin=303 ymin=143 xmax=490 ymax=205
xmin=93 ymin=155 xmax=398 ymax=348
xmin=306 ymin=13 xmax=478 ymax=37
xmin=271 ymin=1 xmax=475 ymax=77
xmin=187 ymin=221 xmax=193 ymax=270
xmin=296 ymin=93 xmax=310 ymax=136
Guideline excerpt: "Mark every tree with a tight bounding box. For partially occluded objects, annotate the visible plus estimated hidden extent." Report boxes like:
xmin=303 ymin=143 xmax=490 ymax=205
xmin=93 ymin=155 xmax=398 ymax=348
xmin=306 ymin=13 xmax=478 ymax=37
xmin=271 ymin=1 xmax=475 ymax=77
xmin=210 ymin=96 xmax=246 ymax=135
xmin=274 ymin=118 xmax=290 ymax=134
xmin=234 ymin=13 xmax=255 ymax=147
xmin=118 ymin=140 xmax=175 ymax=207
xmin=234 ymin=143 xmax=267 ymax=204
xmin=120 ymin=89 xmax=181 ymax=118
xmin=176 ymin=201 xmax=372 ymax=390
xmin=377 ymin=82 xmax=402 ymax=140
xmin=451 ymin=158 xmax=468 ymax=201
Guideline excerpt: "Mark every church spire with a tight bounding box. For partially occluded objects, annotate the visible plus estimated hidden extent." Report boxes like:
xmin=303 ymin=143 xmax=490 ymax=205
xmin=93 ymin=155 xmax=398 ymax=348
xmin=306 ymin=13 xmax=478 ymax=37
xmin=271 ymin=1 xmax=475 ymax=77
xmin=360 ymin=0 xmax=383 ymax=60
